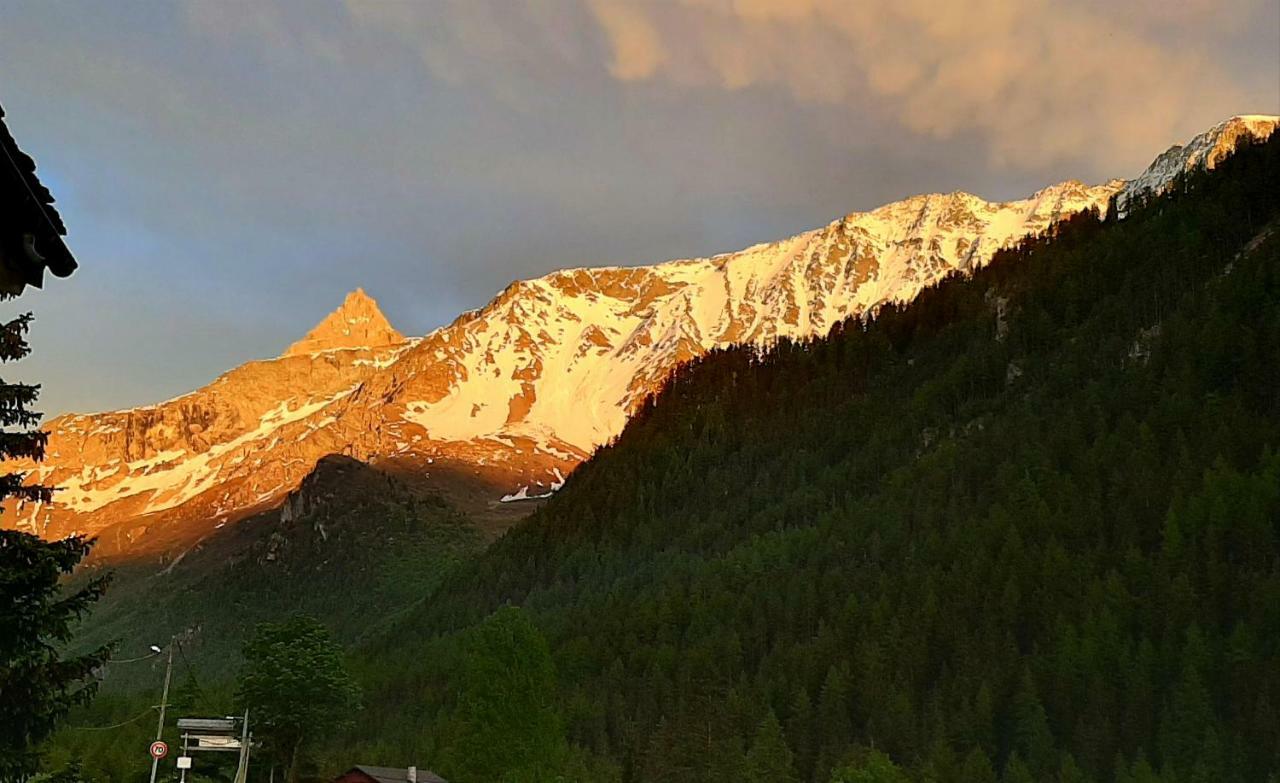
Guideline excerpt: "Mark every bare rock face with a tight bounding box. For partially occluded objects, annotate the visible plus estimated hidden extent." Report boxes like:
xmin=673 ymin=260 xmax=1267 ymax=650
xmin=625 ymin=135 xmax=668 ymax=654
xmin=5 ymin=115 xmax=1276 ymax=553
xmin=4 ymin=287 xmax=577 ymax=551
xmin=283 ymin=288 xmax=405 ymax=357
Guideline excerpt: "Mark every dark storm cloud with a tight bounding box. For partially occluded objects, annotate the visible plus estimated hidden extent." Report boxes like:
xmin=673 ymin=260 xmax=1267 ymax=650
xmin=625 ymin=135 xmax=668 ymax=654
xmin=1 ymin=0 xmax=1275 ymax=416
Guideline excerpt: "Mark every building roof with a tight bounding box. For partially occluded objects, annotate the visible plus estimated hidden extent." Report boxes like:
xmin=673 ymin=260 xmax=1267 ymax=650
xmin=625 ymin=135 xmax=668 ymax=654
xmin=0 ymin=103 xmax=77 ymax=295
xmin=348 ymin=765 xmax=449 ymax=783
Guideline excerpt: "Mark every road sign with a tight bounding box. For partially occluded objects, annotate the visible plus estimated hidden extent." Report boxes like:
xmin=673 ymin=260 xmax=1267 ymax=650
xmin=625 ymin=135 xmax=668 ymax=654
xmin=177 ymin=757 xmax=192 ymax=770
xmin=176 ymin=718 xmax=237 ymax=732
xmin=189 ymin=734 xmax=242 ymax=751
xmin=149 ymin=741 xmax=168 ymax=760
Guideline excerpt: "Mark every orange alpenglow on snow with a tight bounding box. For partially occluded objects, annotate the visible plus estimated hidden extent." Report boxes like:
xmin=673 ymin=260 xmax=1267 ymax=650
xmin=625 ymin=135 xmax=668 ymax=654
xmin=4 ymin=115 xmax=1276 ymax=553
xmin=283 ymin=288 xmax=406 ymax=357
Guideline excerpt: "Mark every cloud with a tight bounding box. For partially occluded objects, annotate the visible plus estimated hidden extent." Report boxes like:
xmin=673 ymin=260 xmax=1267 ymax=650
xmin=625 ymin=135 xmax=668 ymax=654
xmin=342 ymin=0 xmax=1275 ymax=173
xmin=184 ymin=0 xmax=348 ymax=69
xmin=588 ymin=0 xmax=666 ymax=79
xmin=580 ymin=0 xmax=1271 ymax=171
xmin=342 ymin=1 xmax=597 ymax=89
xmin=3 ymin=0 xmax=1275 ymax=417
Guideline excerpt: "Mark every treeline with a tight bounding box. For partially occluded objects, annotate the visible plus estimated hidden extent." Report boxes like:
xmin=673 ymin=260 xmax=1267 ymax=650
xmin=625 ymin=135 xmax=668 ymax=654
xmin=333 ymin=133 xmax=1280 ymax=782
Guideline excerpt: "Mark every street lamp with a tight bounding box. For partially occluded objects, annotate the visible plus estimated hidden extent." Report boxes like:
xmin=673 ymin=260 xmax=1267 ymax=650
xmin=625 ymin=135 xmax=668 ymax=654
xmin=107 ymin=644 xmax=165 ymax=665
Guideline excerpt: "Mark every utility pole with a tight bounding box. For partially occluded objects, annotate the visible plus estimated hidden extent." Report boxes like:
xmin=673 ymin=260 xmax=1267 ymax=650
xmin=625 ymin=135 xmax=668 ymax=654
xmin=148 ymin=643 xmax=174 ymax=783
xmin=232 ymin=709 xmax=251 ymax=783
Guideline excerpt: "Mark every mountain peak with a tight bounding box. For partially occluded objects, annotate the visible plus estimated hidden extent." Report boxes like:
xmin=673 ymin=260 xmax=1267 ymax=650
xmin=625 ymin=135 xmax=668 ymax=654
xmin=11 ymin=113 xmax=1276 ymax=549
xmin=283 ymin=288 xmax=405 ymax=356
xmin=1120 ymin=114 xmax=1279 ymax=206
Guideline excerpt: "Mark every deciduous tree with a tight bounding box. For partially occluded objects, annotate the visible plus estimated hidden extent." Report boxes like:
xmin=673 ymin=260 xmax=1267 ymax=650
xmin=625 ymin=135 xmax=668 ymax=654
xmin=236 ymin=615 xmax=360 ymax=783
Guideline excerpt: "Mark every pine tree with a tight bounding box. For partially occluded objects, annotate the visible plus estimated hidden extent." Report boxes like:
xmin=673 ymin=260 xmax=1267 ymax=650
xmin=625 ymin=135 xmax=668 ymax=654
xmin=1057 ymin=753 xmax=1092 ymax=783
xmin=746 ymin=709 xmax=800 ymax=783
xmin=815 ymin=664 xmax=854 ymax=778
xmin=1158 ymin=628 xmax=1214 ymax=775
xmin=1001 ymin=752 xmax=1035 ymax=783
xmin=639 ymin=716 xmax=677 ymax=781
xmin=0 ymin=311 xmax=111 ymax=782
xmin=971 ymin=681 xmax=996 ymax=755
xmin=1011 ymin=668 xmax=1056 ymax=777
xmin=959 ymin=747 xmax=998 ymax=783
xmin=786 ymin=686 xmax=816 ymax=779
xmin=829 ymin=749 xmax=911 ymax=783
xmin=1125 ymin=752 xmax=1162 ymax=783
xmin=435 ymin=607 xmax=569 ymax=783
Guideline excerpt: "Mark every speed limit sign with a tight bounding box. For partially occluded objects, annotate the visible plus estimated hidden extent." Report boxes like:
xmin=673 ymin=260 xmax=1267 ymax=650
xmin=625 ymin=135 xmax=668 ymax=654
xmin=149 ymin=741 xmax=168 ymax=760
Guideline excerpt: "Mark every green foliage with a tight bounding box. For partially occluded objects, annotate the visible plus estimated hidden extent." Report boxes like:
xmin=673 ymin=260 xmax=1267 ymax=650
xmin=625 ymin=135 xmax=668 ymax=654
xmin=435 ymin=607 xmax=568 ymax=783
xmin=237 ymin=616 xmax=360 ymax=783
xmin=0 ymin=532 xmax=111 ymax=781
xmin=1011 ymin=670 xmax=1054 ymax=777
xmin=0 ymin=307 xmax=111 ymax=781
xmin=70 ymin=458 xmax=483 ymax=688
xmin=34 ymin=760 xmax=92 ymax=783
xmin=830 ymin=750 xmax=912 ymax=783
xmin=344 ymin=133 xmax=1280 ymax=782
xmin=959 ymin=748 xmax=997 ymax=783
xmin=746 ymin=710 xmax=799 ymax=783
xmin=41 ymin=462 xmax=482 ymax=778
xmin=45 ymin=131 xmax=1280 ymax=783
xmin=1001 ymin=753 xmax=1035 ymax=783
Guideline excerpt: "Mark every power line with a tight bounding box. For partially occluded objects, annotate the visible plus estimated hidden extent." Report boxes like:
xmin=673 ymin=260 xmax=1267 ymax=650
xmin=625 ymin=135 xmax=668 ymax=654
xmin=65 ymin=644 xmax=166 ymax=730
xmin=107 ymin=651 xmax=163 ymax=664
xmin=67 ymin=705 xmax=156 ymax=731
xmin=63 ymin=642 xmax=206 ymax=736
xmin=176 ymin=639 xmax=214 ymax=710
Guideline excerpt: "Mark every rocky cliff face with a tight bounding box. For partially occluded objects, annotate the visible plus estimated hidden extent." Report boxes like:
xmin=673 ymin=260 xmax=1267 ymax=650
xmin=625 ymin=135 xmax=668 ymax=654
xmin=5 ymin=115 xmax=1276 ymax=550
xmin=283 ymin=288 xmax=404 ymax=357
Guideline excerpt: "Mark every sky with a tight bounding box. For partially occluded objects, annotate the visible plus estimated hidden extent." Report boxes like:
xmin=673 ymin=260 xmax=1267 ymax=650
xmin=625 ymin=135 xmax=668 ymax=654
xmin=2 ymin=0 xmax=1276 ymax=418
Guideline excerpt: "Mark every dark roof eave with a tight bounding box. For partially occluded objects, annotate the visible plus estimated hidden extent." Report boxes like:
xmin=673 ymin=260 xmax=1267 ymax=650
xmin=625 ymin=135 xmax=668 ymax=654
xmin=0 ymin=103 xmax=79 ymax=290
xmin=347 ymin=766 xmax=449 ymax=783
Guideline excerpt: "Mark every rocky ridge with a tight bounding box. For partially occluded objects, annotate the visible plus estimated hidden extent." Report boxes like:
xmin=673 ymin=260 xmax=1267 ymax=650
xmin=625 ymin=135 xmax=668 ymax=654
xmin=6 ymin=115 xmax=1276 ymax=550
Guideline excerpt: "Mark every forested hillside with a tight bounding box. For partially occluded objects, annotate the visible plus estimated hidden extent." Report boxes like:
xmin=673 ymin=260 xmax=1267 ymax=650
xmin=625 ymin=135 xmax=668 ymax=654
xmin=44 ymin=134 xmax=1280 ymax=783
xmin=40 ymin=458 xmax=480 ymax=780
xmin=336 ymin=134 xmax=1280 ymax=782
xmin=82 ymin=455 xmax=481 ymax=677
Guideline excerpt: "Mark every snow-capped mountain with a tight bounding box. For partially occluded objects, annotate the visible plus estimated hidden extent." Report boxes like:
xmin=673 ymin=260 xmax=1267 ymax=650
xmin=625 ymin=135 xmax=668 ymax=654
xmin=1120 ymin=115 xmax=1280 ymax=207
xmin=6 ymin=115 xmax=1276 ymax=549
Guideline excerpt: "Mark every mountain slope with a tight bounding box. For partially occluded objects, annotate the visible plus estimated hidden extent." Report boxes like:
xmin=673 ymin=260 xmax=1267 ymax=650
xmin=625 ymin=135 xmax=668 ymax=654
xmin=41 ymin=455 xmax=485 ymax=781
xmin=66 ymin=454 xmax=481 ymax=684
xmin=339 ymin=130 xmax=1280 ymax=783
xmin=6 ymin=115 xmax=1276 ymax=552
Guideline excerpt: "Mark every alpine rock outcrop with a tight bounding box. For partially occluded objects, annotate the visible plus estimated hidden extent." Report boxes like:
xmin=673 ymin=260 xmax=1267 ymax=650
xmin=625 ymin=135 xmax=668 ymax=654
xmin=6 ymin=115 xmax=1277 ymax=550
